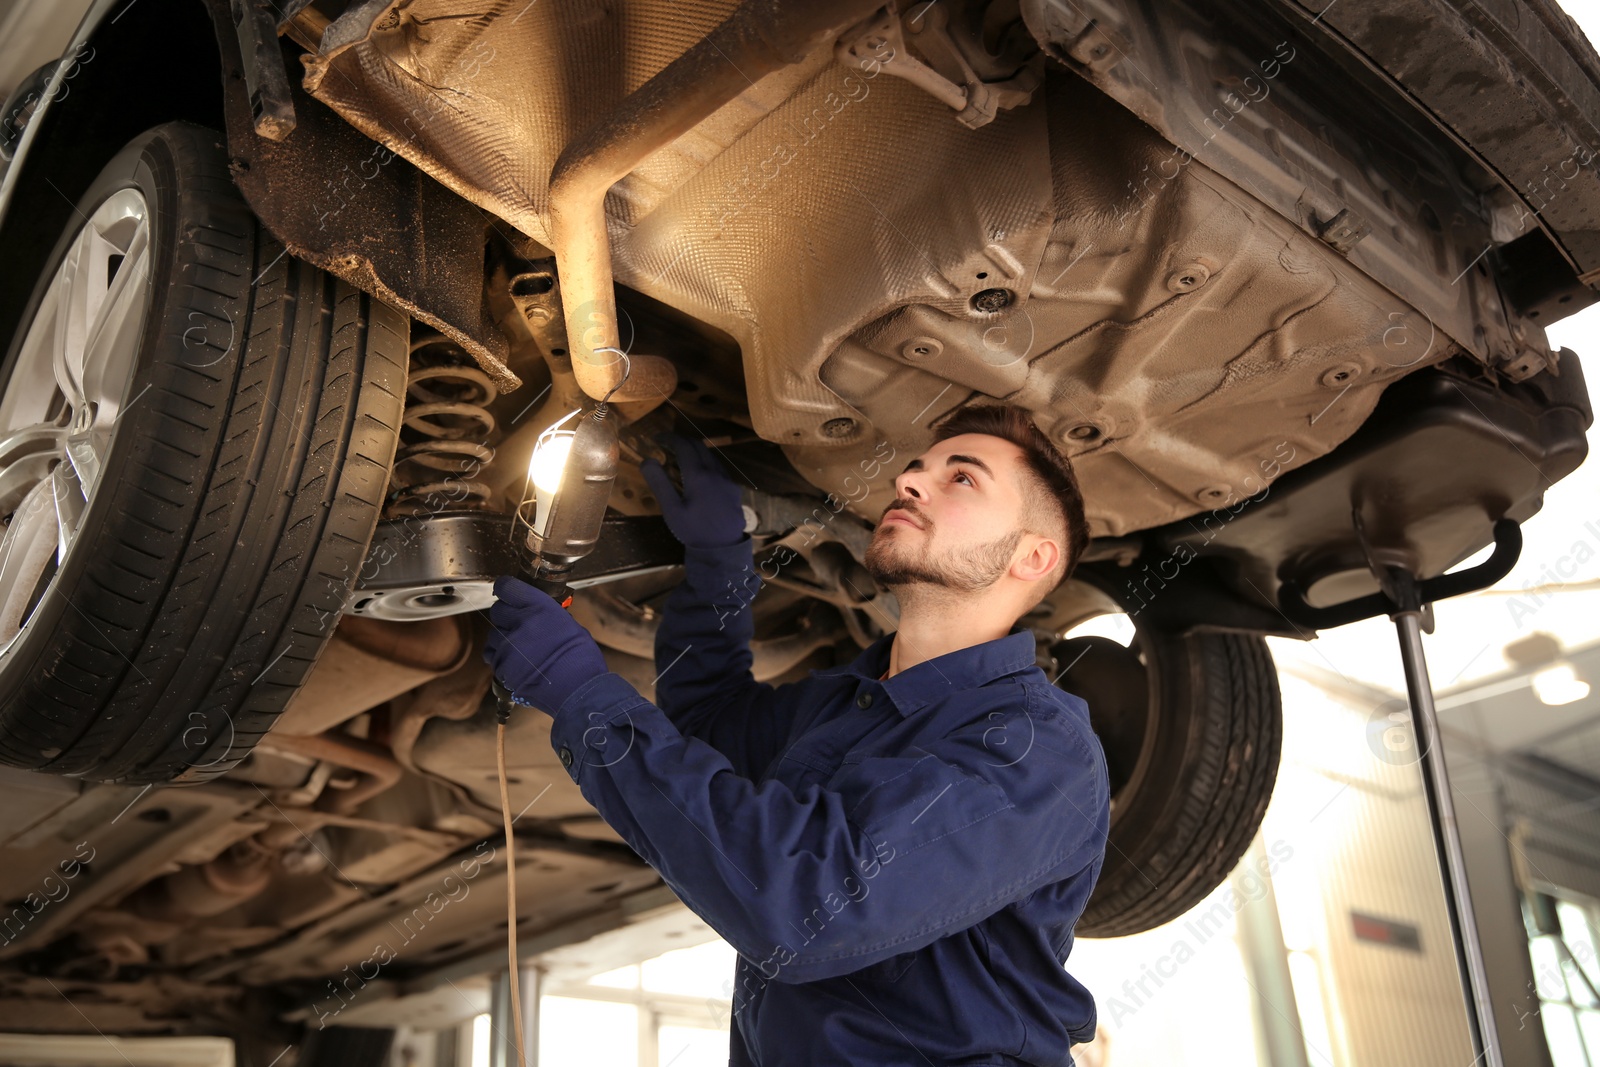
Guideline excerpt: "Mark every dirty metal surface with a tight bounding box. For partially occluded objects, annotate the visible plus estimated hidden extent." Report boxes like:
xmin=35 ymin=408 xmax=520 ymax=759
xmin=206 ymin=0 xmax=520 ymax=390
xmin=292 ymin=0 xmax=1556 ymax=537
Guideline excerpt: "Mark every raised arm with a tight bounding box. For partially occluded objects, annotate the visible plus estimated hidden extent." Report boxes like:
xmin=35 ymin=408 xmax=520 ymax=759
xmin=640 ymin=433 xmax=802 ymax=778
xmin=548 ymin=674 xmax=1110 ymax=984
xmin=486 ymin=559 xmax=1112 ymax=981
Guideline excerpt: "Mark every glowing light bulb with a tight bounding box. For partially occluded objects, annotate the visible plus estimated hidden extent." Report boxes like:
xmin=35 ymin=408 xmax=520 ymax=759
xmin=1532 ymin=664 xmax=1589 ymax=706
xmin=522 ymin=409 xmax=583 ymax=541
xmin=530 ymin=431 xmax=574 ymax=494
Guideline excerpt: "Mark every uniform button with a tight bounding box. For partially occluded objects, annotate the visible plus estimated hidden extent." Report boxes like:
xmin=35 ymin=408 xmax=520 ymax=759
xmin=856 ymin=692 xmax=873 ymax=709
xmin=558 ymin=746 xmax=573 ymax=768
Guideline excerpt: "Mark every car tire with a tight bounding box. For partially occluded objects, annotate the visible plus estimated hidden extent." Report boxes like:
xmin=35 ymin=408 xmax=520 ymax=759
xmin=0 ymin=120 xmax=406 ymax=783
xmin=1035 ymin=576 xmax=1283 ymax=937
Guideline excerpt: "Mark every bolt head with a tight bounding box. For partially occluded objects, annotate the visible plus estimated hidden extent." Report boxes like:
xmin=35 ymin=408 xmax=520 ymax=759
xmin=1320 ymin=363 xmax=1363 ymax=388
xmin=1165 ymin=263 xmax=1211 ymax=293
xmin=970 ymin=288 xmax=1014 ymax=314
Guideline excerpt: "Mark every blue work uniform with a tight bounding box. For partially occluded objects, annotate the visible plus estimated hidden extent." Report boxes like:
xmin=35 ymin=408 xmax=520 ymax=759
xmin=547 ymin=537 xmax=1112 ymax=1066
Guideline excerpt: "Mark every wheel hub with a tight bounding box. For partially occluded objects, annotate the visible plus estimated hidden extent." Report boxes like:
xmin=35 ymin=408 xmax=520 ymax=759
xmin=0 ymin=187 xmax=152 ymax=655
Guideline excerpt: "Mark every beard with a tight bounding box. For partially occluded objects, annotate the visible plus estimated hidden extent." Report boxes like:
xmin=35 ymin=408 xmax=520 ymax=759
xmin=864 ymin=519 xmax=1022 ymax=594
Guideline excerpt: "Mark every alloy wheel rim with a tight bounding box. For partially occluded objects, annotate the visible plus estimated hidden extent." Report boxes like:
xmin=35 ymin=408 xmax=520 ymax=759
xmin=0 ymin=187 xmax=153 ymax=658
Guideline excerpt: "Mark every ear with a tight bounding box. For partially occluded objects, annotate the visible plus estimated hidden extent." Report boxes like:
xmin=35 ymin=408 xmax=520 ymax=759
xmin=1011 ymin=533 xmax=1061 ymax=584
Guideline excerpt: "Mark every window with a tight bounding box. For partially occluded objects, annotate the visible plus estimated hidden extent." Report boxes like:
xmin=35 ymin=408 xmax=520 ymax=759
xmin=469 ymin=936 xmax=737 ymax=1067
xmin=1524 ymin=891 xmax=1600 ymax=1066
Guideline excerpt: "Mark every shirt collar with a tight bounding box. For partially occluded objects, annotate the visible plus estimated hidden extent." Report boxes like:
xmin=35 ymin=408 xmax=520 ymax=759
xmin=815 ymin=626 xmax=1039 ymax=716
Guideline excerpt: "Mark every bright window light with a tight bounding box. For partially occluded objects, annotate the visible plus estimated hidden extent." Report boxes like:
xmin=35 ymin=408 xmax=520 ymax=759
xmin=588 ymin=963 xmax=640 ymax=989
xmin=642 ymin=940 xmax=738 ymax=999
xmin=470 ymin=1012 xmax=490 ymax=1067
xmin=1540 ymin=1001 xmax=1589 ymax=1067
xmin=1557 ymin=901 xmax=1600 ymax=990
xmin=658 ymin=1025 xmax=732 ymax=1067
xmin=539 ymin=996 xmax=637 ymax=1065
xmin=1286 ymin=950 xmax=1338 ymax=1065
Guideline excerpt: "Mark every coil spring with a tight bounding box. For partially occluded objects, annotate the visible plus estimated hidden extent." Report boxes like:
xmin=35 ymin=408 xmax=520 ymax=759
xmin=387 ymin=335 xmax=498 ymax=517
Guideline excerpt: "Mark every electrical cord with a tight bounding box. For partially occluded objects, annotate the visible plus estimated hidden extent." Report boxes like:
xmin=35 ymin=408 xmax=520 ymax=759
xmin=492 ymin=346 xmax=629 ymax=1066
xmin=496 ymin=720 xmax=528 ymax=1067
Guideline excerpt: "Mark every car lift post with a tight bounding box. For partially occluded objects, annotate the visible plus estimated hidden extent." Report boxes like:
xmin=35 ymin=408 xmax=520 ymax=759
xmin=489 ymin=963 xmax=541 ymax=1067
xmin=1386 ymin=569 xmax=1504 ymax=1067
xmin=1280 ymin=514 xmax=1523 ymax=1067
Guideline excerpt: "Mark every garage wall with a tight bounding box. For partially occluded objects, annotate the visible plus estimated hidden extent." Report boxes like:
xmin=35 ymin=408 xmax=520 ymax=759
xmin=1265 ymin=671 xmax=1476 ymax=1067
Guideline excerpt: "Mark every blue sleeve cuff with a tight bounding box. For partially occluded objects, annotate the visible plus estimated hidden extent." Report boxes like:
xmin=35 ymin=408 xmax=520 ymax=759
xmin=549 ymin=672 xmax=649 ymax=783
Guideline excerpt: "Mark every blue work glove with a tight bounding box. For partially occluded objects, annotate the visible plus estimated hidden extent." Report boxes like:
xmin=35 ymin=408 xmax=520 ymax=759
xmin=639 ymin=431 xmax=749 ymax=550
xmin=483 ymin=575 xmax=608 ymax=714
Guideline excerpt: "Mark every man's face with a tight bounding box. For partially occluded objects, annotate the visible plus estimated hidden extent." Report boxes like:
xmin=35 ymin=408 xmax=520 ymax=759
xmin=863 ymin=433 xmax=1029 ymax=593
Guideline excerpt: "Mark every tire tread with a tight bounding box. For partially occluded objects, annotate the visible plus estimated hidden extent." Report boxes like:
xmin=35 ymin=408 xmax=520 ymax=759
xmin=0 ymin=121 xmax=406 ymax=783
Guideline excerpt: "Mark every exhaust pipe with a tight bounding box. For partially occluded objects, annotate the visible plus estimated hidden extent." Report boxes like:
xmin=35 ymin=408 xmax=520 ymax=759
xmin=546 ymin=0 xmax=887 ymax=403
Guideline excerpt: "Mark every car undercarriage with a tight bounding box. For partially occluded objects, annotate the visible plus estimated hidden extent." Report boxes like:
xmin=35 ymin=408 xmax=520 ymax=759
xmin=0 ymin=0 xmax=1593 ymax=1046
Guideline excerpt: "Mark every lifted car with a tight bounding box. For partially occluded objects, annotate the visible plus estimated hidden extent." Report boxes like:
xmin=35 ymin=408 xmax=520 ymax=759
xmin=0 ymin=0 xmax=1592 ymax=1052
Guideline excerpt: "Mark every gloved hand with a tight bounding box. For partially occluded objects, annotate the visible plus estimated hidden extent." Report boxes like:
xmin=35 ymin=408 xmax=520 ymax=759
xmin=483 ymin=575 xmax=608 ymax=714
xmin=639 ymin=431 xmax=749 ymax=550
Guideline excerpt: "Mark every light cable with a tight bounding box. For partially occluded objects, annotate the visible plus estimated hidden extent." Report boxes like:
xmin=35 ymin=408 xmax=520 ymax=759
xmin=496 ymin=721 xmax=528 ymax=1067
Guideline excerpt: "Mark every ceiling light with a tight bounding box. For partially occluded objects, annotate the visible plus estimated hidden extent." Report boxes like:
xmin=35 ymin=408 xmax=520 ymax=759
xmin=1531 ymin=664 xmax=1590 ymax=706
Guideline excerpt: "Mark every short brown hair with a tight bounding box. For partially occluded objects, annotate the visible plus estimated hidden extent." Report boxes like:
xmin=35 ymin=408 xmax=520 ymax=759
xmin=929 ymin=403 xmax=1090 ymax=600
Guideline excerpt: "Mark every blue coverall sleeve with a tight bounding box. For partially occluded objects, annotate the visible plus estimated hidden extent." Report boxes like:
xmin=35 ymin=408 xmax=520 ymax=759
xmin=548 ymin=674 xmax=1110 ymax=985
xmin=651 ymin=538 xmax=801 ymax=779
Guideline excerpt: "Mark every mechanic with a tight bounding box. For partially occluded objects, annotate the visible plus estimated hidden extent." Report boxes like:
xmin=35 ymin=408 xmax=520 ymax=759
xmin=484 ymin=401 xmax=1111 ymax=1066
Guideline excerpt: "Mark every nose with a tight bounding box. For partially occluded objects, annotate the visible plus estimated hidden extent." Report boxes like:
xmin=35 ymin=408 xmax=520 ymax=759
xmin=892 ymin=465 xmax=928 ymax=504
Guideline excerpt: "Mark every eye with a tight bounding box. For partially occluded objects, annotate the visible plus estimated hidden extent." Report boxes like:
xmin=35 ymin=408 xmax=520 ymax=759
xmin=954 ymin=470 xmax=975 ymax=486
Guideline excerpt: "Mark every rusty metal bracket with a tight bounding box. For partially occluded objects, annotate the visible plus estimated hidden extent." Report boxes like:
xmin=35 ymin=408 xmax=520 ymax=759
xmin=229 ymin=0 xmax=296 ymax=140
xmin=1316 ymin=207 xmax=1372 ymax=255
xmin=837 ymin=4 xmax=1041 ymax=129
xmin=205 ymin=0 xmax=518 ymax=391
xmin=1496 ymin=345 xmax=1561 ymax=384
